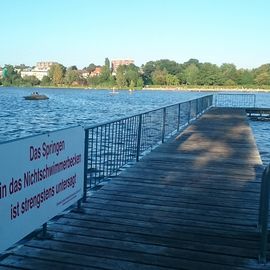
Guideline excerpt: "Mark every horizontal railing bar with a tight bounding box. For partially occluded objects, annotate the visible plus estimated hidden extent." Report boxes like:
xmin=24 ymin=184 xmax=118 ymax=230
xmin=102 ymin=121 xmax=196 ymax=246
xmin=215 ymin=93 xmax=256 ymax=108
xmin=85 ymin=95 xmax=213 ymax=130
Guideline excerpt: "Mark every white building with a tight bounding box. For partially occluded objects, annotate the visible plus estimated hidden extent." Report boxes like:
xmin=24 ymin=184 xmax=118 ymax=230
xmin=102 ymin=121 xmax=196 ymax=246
xmin=21 ymin=61 xmax=56 ymax=80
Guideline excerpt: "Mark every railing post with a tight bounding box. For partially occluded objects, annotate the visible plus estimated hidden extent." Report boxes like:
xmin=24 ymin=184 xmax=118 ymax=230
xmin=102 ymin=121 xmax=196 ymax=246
xmin=162 ymin=107 xmax=166 ymax=143
xmin=77 ymin=199 xmax=82 ymax=209
xmin=258 ymin=165 xmax=270 ymax=264
xmin=188 ymin=101 xmax=191 ymax=123
xmin=196 ymin=99 xmax=199 ymax=118
xmin=177 ymin=103 xmax=181 ymax=132
xmin=83 ymin=129 xmax=89 ymax=202
xmin=42 ymin=223 xmax=47 ymax=238
xmin=136 ymin=114 xmax=142 ymax=162
xmin=38 ymin=222 xmax=52 ymax=239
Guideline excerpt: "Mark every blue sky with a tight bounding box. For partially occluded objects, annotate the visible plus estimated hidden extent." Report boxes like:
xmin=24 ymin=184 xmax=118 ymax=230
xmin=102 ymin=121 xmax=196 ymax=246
xmin=1 ymin=0 xmax=269 ymax=69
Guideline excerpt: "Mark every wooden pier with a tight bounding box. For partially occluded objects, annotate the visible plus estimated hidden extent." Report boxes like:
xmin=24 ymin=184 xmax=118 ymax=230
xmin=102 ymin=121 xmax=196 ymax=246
xmin=0 ymin=107 xmax=268 ymax=270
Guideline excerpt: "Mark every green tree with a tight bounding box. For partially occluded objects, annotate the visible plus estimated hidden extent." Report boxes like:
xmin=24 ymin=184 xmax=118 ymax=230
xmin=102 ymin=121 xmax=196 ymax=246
xmin=142 ymin=61 xmax=155 ymax=84
xmin=64 ymin=67 xmax=80 ymax=85
xmin=237 ymin=69 xmax=254 ymax=85
xmin=69 ymin=65 xmax=78 ymax=71
xmin=22 ymin=75 xmax=40 ymax=86
xmin=220 ymin=63 xmax=238 ymax=85
xmin=87 ymin=75 xmax=101 ymax=87
xmin=198 ymin=63 xmax=223 ymax=85
xmin=183 ymin=64 xmax=199 ymax=85
xmin=1 ymin=65 xmax=22 ymax=86
xmin=105 ymin=57 xmax=110 ymax=69
xmin=116 ymin=70 xmax=127 ymax=88
xmin=40 ymin=75 xmax=51 ymax=86
xmin=166 ymin=74 xmax=179 ymax=85
xmin=84 ymin=63 xmax=96 ymax=72
xmin=255 ymin=72 xmax=270 ymax=85
xmin=155 ymin=59 xmax=181 ymax=75
xmin=125 ymin=64 xmax=140 ymax=86
xmin=254 ymin=64 xmax=270 ymax=85
xmin=48 ymin=64 xmax=66 ymax=85
xmin=152 ymin=68 xmax=168 ymax=85
xmin=183 ymin=59 xmax=200 ymax=68
xmin=137 ymin=77 xmax=144 ymax=89
xmin=15 ymin=64 xmax=30 ymax=70
xmin=142 ymin=60 xmax=182 ymax=85
xmin=115 ymin=64 xmax=142 ymax=88
xmin=99 ymin=58 xmax=111 ymax=82
xmin=130 ymin=80 xmax=135 ymax=90
xmin=224 ymin=79 xmax=237 ymax=86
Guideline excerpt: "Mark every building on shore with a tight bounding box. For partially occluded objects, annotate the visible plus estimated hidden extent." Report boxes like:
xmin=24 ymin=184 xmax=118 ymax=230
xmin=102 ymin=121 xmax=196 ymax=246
xmin=111 ymin=59 xmax=134 ymax=75
xmin=81 ymin=71 xmax=90 ymax=79
xmin=20 ymin=61 xmax=56 ymax=80
xmin=90 ymin=67 xmax=102 ymax=77
xmin=35 ymin=61 xmax=55 ymax=71
xmin=81 ymin=67 xmax=102 ymax=78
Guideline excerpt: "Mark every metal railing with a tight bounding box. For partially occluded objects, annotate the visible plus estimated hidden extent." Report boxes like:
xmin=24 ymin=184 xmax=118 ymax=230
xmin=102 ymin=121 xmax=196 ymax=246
xmin=258 ymin=164 xmax=270 ymax=264
xmin=215 ymin=93 xmax=256 ymax=108
xmin=83 ymin=95 xmax=213 ymax=192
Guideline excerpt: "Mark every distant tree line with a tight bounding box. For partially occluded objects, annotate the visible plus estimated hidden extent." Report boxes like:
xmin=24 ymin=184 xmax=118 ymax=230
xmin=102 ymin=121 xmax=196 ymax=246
xmin=1 ymin=58 xmax=270 ymax=89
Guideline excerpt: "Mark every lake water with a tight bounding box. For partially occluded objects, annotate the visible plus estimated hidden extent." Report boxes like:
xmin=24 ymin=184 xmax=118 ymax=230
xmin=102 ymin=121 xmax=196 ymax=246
xmin=0 ymin=87 xmax=269 ymax=164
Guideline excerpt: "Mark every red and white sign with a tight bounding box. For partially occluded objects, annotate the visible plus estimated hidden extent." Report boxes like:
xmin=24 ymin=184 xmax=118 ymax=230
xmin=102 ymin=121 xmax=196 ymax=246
xmin=0 ymin=126 xmax=85 ymax=253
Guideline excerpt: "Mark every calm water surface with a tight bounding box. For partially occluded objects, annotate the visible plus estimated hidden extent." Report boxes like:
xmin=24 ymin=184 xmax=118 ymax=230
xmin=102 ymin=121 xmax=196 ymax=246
xmin=0 ymin=87 xmax=269 ymax=164
xmin=0 ymin=87 xmax=207 ymax=141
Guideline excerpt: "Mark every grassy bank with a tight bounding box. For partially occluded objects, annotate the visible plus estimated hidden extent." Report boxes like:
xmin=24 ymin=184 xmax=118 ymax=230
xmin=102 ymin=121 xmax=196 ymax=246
xmin=1 ymin=84 xmax=270 ymax=92
xmin=143 ymin=85 xmax=270 ymax=92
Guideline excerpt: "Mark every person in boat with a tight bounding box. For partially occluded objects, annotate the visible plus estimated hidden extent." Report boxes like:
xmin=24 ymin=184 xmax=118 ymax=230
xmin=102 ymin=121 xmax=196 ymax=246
xmin=32 ymin=91 xmax=39 ymax=95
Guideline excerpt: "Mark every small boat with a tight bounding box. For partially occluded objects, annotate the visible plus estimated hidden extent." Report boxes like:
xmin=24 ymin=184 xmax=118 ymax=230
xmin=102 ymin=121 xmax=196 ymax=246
xmin=24 ymin=92 xmax=49 ymax=100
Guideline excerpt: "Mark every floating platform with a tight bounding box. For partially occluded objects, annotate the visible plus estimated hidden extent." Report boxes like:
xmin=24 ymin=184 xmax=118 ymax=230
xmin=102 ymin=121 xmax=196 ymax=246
xmin=246 ymin=108 xmax=270 ymax=121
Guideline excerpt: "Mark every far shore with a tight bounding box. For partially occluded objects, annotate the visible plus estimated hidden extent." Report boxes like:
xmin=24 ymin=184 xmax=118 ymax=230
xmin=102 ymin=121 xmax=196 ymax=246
xmin=142 ymin=86 xmax=270 ymax=92
xmin=1 ymin=85 xmax=270 ymax=92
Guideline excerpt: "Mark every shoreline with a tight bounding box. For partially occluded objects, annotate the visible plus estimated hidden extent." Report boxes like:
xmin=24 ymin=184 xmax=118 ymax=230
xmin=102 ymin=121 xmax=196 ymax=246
xmin=142 ymin=87 xmax=270 ymax=92
xmin=1 ymin=85 xmax=270 ymax=92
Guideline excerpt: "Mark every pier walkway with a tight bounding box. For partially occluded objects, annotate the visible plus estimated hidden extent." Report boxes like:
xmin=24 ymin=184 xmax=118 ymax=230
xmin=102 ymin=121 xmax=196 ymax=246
xmin=0 ymin=107 xmax=267 ymax=270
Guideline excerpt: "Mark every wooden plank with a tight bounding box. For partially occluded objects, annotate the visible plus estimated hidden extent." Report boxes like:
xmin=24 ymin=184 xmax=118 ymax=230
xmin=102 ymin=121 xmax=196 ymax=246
xmin=24 ymin=239 xmax=259 ymax=270
xmin=53 ymin=217 xmax=260 ymax=248
xmin=89 ymin=188 xmax=261 ymax=210
xmin=0 ymin=255 xmax=90 ymax=270
xmin=46 ymin=224 xmax=259 ymax=258
xmin=88 ymin=191 xmax=260 ymax=214
xmin=13 ymin=246 xmax=172 ymax=270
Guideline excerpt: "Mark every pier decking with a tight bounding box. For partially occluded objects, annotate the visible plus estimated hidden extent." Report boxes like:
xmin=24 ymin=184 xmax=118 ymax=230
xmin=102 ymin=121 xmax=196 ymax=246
xmin=0 ymin=107 xmax=267 ymax=270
